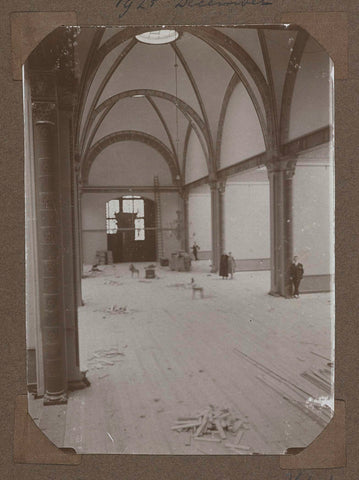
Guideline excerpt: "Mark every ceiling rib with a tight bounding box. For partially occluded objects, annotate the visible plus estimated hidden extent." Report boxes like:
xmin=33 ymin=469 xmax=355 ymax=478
xmin=215 ymin=74 xmax=240 ymax=171
xmin=83 ymin=89 xmax=211 ymax=172
xmin=258 ymin=29 xmax=279 ymax=151
xmin=79 ymin=38 xmax=137 ymax=155
xmin=171 ymin=43 xmax=214 ymax=161
xmin=77 ymin=27 xmax=273 ymax=150
xmin=83 ymin=130 xmax=179 ymax=185
xmin=145 ymin=95 xmax=180 ymax=176
xmin=182 ymin=122 xmax=193 ymax=182
xmin=74 ymin=27 xmax=105 ymax=157
xmin=76 ymin=26 xmax=290 ymax=170
xmin=279 ymin=29 xmax=309 ymax=145
xmin=197 ymin=35 xmax=268 ymax=150
xmin=187 ymin=27 xmax=275 ymax=152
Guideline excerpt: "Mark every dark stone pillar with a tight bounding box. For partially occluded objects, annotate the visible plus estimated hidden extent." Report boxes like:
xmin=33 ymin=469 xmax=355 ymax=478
xmin=57 ymin=109 xmax=87 ymax=390
xmin=218 ymin=181 xmax=226 ymax=256
xmin=210 ymin=181 xmax=220 ymax=273
xmin=32 ymin=99 xmax=67 ymax=405
xmin=181 ymin=190 xmax=189 ymax=252
xmin=73 ymin=166 xmax=84 ymax=307
xmin=267 ymin=156 xmax=297 ymax=297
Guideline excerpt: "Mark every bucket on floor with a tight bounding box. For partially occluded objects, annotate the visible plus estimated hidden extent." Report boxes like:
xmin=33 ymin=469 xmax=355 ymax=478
xmin=145 ymin=267 xmax=156 ymax=279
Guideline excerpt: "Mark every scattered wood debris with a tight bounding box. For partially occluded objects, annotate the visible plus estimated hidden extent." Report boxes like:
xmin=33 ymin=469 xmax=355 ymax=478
xmin=171 ymin=405 xmax=252 ymax=452
xmin=104 ymin=280 xmax=123 ymax=286
xmin=305 ymin=395 xmax=334 ymax=414
xmin=105 ymin=305 xmax=128 ymax=314
xmin=88 ymin=347 xmax=125 ymax=371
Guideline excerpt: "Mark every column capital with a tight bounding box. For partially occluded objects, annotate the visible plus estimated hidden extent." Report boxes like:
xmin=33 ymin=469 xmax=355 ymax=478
xmin=209 ymin=181 xmax=217 ymax=192
xmin=179 ymin=188 xmax=189 ymax=201
xmin=218 ymin=180 xmax=226 ymax=194
xmin=32 ymin=101 xmax=56 ymax=124
xmin=29 ymin=70 xmax=56 ymax=101
xmin=208 ymin=171 xmax=218 ymax=187
xmin=266 ymin=155 xmax=298 ymax=179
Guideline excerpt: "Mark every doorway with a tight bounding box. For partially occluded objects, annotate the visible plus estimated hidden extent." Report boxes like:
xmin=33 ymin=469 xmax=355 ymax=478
xmin=106 ymin=196 xmax=156 ymax=262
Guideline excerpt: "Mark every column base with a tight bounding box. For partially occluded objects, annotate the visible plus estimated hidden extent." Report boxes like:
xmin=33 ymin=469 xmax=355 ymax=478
xmin=68 ymin=371 xmax=91 ymax=391
xmin=268 ymin=289 xmax=292 ymax=299
xmin=268 ymin=290 xmax=281 ymax=297
xmin=43 ymin=392 xmax=68 ymax=406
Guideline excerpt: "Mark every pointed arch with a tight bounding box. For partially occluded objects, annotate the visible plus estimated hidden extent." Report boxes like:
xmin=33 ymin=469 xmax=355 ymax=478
xmin=82 ymin=130 xmax=180 ymax=185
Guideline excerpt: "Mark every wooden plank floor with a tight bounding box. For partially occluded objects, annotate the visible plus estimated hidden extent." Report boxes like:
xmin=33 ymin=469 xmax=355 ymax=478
xmin=29 ymin=262 xmax=334 ymax=455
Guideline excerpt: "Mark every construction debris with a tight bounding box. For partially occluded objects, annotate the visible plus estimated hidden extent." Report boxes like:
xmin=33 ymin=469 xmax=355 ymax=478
xmin=305 ymin=396 xmax=334 ymax=413
xmin=171 ymin=405 xmax=252 ymax=452
xmin=104 ymin=280 xmax=123 ymax=286
xmin=105 ymin=305 xmax=128 ymax=314
xmin=87 ymin=347 xmax=125 ymax=371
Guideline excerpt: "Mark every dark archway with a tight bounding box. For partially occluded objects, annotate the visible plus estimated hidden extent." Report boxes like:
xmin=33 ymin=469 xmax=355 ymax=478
xmin=106 ymin=196 xmax=156 ymax=263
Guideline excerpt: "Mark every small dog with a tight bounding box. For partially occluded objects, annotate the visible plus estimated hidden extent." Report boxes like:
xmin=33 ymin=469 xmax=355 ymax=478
xmin=129 ymin=263 xmax=139 ymax=278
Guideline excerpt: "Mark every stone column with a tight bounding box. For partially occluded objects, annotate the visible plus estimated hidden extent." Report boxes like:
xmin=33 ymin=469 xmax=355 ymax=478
xmin=180 ymin=189 xmax=189 ymax=252
xmin=218 ymin=180 xmax=226 ymax=256
xmin=24 ymin=65 xmax=45 ymax=397
xmin=73 ymin=165 xmax=84 ymax=307
xmin=32 ymin=99 xmax=67 ymax=405
xmin=267 ymin=156 xmax=297 ymax=297
xmin=210 ymin=181 xmax=220 ymax=273
xmin=57 ymin=108 xmax=87 ymax=390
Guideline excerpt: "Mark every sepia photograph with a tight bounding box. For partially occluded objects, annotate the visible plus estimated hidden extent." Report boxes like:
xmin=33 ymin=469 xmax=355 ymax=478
xmin=24 ymin=24 xmax=334 ymax=455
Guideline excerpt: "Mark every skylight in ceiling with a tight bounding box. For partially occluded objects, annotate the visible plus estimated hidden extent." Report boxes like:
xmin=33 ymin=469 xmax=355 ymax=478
xmin=135 ymin=30 xmax=179 ymax=45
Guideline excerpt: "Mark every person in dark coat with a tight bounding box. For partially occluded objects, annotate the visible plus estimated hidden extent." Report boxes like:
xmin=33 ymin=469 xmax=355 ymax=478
xmin=290 ymin=256 xmax=304 ymax=298
xmin=192 ymin=242 xmax=200 ymax=261
xmin=219 ymin=253 xmax=229 ymax=279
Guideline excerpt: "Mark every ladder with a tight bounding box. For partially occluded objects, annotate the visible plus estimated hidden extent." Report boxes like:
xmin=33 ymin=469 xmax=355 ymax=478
xmin=154 ymin=176 xmax=164 ymax=260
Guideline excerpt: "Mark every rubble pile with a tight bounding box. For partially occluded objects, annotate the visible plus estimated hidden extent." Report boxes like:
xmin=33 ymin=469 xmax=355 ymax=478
xmin=171 ymin=405 xmax=251 ymax=453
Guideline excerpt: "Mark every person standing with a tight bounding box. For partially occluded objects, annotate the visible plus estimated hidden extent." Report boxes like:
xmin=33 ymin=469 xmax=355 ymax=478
xmin=227 ymin=252 xmax=236 ymax=279
xmin=290 ymin=256 xmax=304 ymax=298
xmin=192 ymin=241 xmax=200 ymax=261
xmin=219 ymin=253 xmax=229 ymax=279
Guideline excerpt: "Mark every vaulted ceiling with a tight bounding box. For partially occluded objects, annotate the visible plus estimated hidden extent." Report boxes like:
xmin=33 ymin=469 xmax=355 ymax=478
xmin=33 ymin=25 xmax=329 ymax=186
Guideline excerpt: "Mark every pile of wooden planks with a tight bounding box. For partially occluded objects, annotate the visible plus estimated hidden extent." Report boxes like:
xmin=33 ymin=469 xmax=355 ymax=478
xmin=171 ymin=405 xmax=251 ymax=453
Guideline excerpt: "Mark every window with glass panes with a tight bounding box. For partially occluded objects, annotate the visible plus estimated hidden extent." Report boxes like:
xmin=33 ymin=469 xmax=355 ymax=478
xmin=106 ymin=199 xmax=120 ymax=234
xmin=106 ymin=196 xmax=145 ymax=240
xmin=122 ymin=196 xmax=145 ymax=240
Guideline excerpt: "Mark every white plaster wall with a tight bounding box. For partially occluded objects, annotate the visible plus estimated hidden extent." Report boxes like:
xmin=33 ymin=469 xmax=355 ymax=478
xmin=220 ymin=82 xmax=265 ymax=169
xmin=185 ymin=130 xmax=208 ymax=184
xmin=293 ymin=143 xmax=333 ymax=275
xmin=289 ymin=37 xmax=331 ymax=141
xmin=188 ymin=185 xmax=211 ymax=251
xmin=224 ymin=181 xmax=270 ymax=260
xmin=88 ymin=142 xmax=173 ymax=186
xmin=159 ymin=192 xmax=182 ymax=258
xmin=82 ymin=192 xmax=115 ymax=264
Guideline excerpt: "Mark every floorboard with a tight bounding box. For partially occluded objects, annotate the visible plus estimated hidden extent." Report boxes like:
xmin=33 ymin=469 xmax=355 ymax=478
xmin=28 ymin=262 xmax=334 ymax=455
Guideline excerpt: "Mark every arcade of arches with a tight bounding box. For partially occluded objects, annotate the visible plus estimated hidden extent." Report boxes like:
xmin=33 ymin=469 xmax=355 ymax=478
xmin=24 ymin=25 xmax=334 ymax=454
